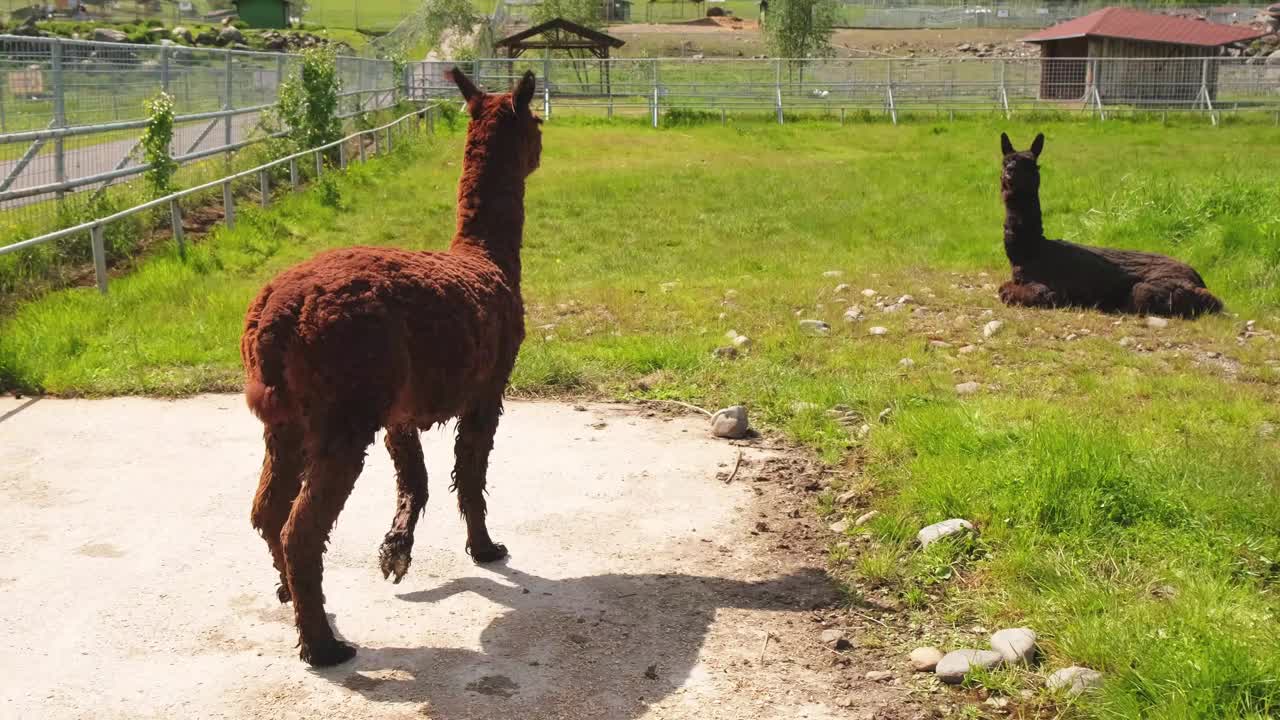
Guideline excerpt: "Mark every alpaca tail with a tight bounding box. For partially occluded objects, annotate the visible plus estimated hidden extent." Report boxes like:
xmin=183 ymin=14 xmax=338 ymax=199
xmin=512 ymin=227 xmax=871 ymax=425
xmin=243 ymin=309 xmax=298 ymax=426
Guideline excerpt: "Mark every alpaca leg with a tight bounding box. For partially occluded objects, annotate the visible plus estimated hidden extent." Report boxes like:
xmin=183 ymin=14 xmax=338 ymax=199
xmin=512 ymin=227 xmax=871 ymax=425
xmin=452 ymin=399 xmax=508 ymax=563
xmin=281 ymin=430 xmax=370 ymax=667
xmin=378 ymin=426 xmax=429 ymax=584
xmin=999 ymin=280 xmax=1057 ymax=308
xmin=250 ymin=423 xmax=304 ymax=604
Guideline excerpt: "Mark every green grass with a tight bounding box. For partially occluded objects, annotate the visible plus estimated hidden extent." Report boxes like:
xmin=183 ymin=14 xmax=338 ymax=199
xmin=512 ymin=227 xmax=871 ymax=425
xmin=2 ymin=115 xmax=1280 ymax=717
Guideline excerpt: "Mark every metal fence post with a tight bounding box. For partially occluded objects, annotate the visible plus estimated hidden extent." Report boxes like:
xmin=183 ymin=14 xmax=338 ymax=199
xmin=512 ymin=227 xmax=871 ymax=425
xmin=339 ymin=141 xmax=347 ymax=169
xmin=886 ymin=61 xmax=897 ymax=125
xmin=90 ymin=224 xmax=108 ymax=294
xmin=223 ymin=181 xmax=236 ymax=229
xmin=224 ymin=50 xmax=234 ymax=161
xmin=259 ymin=169 xmax=270 ymax=208
xmin=357 ymin=58 xmax=365 ymax=114
xmin=169 ymin=199 xmax=185 ymax=258
xmin=775 ymin=59 xmax=783 ymax=125
xmin=544 ymin=86 xmax=551 ymax=120
xmin=315 ymin=150 xmax=323 ymax=178
xmin=52 ymin=37 xmax=66 ymax=203
xmin=161 ymin=45 xmax=171 ymax=94
xmin=651 ymin=59 xmax=659 ymax=128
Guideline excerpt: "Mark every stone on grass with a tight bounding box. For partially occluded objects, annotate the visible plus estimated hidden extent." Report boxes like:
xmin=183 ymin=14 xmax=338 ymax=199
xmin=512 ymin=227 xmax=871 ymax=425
xmin=899 ymin=358 xmax=915 ymax=368
xmin=865 ymin=670 xmax=893 ymax=682
xmin=935 ymin=649 xmax=1003 ymax=684
xmin=909 ymin=646 xmax=944 ymax=672
xmin=1046 ymin=666 xmax=1103 ymax=697
xmin=836 ymin=490 xmax=859 ymax=505
xmin=732 ymin=335 xmax=752 ymax=349
xmin=929 ymin=340 xmax=953 ymax=349
xmin=990 ymin=627 xmax=1038 ymax=666
xmin=917 ymin=518 xmax=975 ymax=547
xmin=843 ymin=306 xmax=865 ymax=323
xmin=800 ymin=319 xmax=831 ymax=336
xmin=94 ymin=28 xmax=128 ymax=42
xmin=983 ymin=320 xmax=1004 ymax=338
xmin=712 ymin=346 xmax=738 ymax=359
xmin=820 ymin=629 xmax=853 ymax=650
xmin=834 ymin=283 xmax=851 ymax=294
xmin=829 ymin=519 xmax=850 ymax=534
xmin=711 ymin=406 xmax=749 ymax=439
xmin=862 ymin=288 xmax=878 ymax=298
xmin=869 ymin=326 xmax=889 ymax=336
xmin=958 ymin=344 xmax=978 ymax=354
xmin=823 ymin=270 xmax=843 ymax=278
xmin=855 ymin=510 xmax=880 ymax=526
xmin=955 ymin=381 xmax=981 ymax=395
xmin=1146 ymin=316 xmax=1169 ymax=329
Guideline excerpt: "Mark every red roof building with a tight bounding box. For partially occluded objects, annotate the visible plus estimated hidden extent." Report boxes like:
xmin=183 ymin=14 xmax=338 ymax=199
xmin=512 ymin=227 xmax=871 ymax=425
xmin=1021 ymin=7 xmax=1266 ymax=104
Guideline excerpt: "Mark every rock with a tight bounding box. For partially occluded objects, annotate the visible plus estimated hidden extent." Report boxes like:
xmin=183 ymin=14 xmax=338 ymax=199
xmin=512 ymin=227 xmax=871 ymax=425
xmin=799 ymin=319 xmax=831 ymax=336
xmin=984 ymin=696 xmax=1010 ymax=710
xmin=834 ymin=283 xmax=851 ymax=294
xmin=990 ymin=627 xmax=1037 ymax=665
xmin=1119 ymin=337 xmax=1135 ymax=347
xmin=861 ymin=288 xmax=877 ymax=298
xmin=918 ymin=518 xmax=975 ymax=547
xmin=843 ymin=306 xmax=865 ymax=323
xmin=820 ymin=629 xmax=853 ymax=650
xmin=1146 ymin=316 xmax=1169 ymax=329
xmin=93 ymin=28 xmax=128 ymax=43
xmin=712 ymin=346 xmax=738 ymax=359
xmin=955 ymin=381 xmax=981 ymax=395
xmin=929 ymin=340 xmax=953 ymax=349
xmin=869 ymin=326 xmax=889 ymax=336
xmin=881 ymin=302 xmax=905 ymax=313
xmin=897 ymin=294 xmax=915 ymax=305
xmin=899 ymin=358 xmax=915 ymax=368
xmin=836 ymin=490 xmax=859 ymax=504
xmin=217 ymin=26 xmax=245 ymax=46
xmin=195 ymin=29 xmax=219 ymax=45
xmin=1259 ymin=421 xmax=1277 ymax=439
xmin=865 ymin=670 xmax=893 ymax=682
xmin=1268 ymin=48 xmax=1280 ymax=66
xmin=829 ymin=519 xmax=850 ymax=534
xmin=910 ymin=646 xmax=944 ymax=672
xmin=265 ymin=35 xmax=288 ymax=51
xmin=983 ymin=320 xmax=1004 ymax=338
xmin=823 ymin=270 xmax=843 ymax=278
xmin=172 ymin=26 xmax=193 ymax=43
xmin=935 ymin=649 xmax=1003 ymax=684
xmin=792 ymin=401 xmax=820 ymax=413
xmin=855 ymin=510 xmax=879 ymax=526
xmin=732 ymin=335 xmax=751 ymax=349
xmin=958 ymin=344 xmax=978 ymax=354
xmin=1046 ymin=666 xmax=1103 ymax=696
xmin=711 ymin=406 xmax=749 ymax=439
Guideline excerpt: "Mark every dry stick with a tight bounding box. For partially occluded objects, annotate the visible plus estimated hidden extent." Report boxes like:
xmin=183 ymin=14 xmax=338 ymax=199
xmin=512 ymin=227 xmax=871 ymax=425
xmin=758 ymin=632 xmax=772 ymax=662
xmin=723 ymin=448 xmax=744 ymax=484
xmin=648 ymin=398 xmax=712 ymax=417
xmin=851 ymin=608 xmax=891 ymax=629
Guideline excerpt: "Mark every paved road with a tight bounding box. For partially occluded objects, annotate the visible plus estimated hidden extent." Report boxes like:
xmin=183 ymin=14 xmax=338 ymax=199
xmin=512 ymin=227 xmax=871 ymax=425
xmin=0 ymin=396 xmax=913 ymax=720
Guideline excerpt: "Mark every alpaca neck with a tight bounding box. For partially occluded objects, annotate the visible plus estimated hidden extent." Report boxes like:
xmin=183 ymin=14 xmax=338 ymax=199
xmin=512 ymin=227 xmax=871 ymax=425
xmin=1002 ymin=188 xmax=1044 ymax=259
xmin=451 ymin=143 xmax=525 ymax=284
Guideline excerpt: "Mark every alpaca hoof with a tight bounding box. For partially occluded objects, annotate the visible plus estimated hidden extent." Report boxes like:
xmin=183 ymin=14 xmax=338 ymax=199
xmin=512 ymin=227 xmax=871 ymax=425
xmin=301 ymin=639 xmax=357 ymax=667
xmin=378 ymin=535 xmax=413 ymax=584
xmin=469 ymin=541 xmax=508 ymax=564
xmin=276 ymin=584 xmax=292 ymax=604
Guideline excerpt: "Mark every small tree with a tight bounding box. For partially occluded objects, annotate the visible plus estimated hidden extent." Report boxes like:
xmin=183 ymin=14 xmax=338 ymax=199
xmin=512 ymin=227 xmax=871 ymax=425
xmin=765 ymin=0 xmax=837 ymax=62
xmin=276 ymin=48 xmax=342 ymax=153
xmin=420 ymin=0 xmax=483 ymax=56
xmin=139 ymin=91 xmax=178 ymax=198
xmin=531 ymin=0 xmax=603 ymax=28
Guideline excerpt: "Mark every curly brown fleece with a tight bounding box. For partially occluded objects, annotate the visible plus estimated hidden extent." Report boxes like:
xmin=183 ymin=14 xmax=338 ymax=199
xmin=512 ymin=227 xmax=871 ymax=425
xmin=240 ymin=67 xmax=542 ymax=667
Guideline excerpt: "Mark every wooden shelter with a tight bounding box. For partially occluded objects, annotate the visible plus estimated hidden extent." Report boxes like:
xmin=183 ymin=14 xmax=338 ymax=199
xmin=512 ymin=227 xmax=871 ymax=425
xmin=493 ymin=18 xmax=626 ymax=95
xmin=1023 ymin=7 xmax=1265 ymax=105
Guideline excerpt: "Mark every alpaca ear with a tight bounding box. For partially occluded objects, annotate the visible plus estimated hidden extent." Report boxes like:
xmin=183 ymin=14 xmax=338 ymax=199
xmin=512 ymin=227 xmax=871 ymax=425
xmin=1030 ymin=133 xmax=1045 ymax=158
xmin=1000 ymin=132 xmax=1015 ymax=156
xmin=513 ymin=70 xmax=536 ymax=111
xmin=447 ymin=67 xmax=481 ymax=103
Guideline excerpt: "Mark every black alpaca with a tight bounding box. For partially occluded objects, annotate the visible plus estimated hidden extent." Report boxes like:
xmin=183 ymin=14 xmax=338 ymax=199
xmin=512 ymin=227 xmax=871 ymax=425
xmin=997 ymin=132 xmax=1222 ymax=318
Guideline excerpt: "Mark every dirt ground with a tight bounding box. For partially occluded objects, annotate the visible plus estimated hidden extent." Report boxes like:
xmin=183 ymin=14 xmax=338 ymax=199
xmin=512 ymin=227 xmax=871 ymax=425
xmin=0 ymin=396 xmax=926 ymax=720
xmin=610 ymin=22 xmax=1031 ymax=58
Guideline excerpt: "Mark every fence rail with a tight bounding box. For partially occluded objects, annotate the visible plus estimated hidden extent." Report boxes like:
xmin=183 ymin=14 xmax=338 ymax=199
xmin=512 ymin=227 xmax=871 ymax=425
xmin=0 ymin=103 xmax=441 ymax=295
xmin=0 ymin=34 xmax=398 ymax=228
xmin=409 ymin=56 xmax=1280 ymax=125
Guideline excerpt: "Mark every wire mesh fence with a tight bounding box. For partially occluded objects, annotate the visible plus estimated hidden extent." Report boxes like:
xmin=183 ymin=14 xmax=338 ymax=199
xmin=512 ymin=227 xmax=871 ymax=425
xmin=0 ymin=34 xmax=399 ymax=234
xmin=409 ymin=56 xmax=1280 ymax=123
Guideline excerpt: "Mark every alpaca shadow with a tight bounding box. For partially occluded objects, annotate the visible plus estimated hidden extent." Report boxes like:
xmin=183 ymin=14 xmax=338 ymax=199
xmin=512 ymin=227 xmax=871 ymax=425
xmin=322 ymin=563 xmax=838 ymax=719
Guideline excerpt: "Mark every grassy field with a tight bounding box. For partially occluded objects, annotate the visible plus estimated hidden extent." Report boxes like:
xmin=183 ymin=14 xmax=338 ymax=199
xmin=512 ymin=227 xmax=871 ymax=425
xmin=2 ymin=116 xmax=1279 ymax=717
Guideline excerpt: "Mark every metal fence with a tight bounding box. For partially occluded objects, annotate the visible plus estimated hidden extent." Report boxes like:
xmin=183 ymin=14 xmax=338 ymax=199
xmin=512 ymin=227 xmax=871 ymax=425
xmin=409 ymin=56 xmax=1280 ymax=124
xmin=0 ymin=104 xmax=441 ymax=295
xmin=0 ymin=35 xmax=398 ymax=231
xmin=838 ymin=1 xmax=1270 ymax=29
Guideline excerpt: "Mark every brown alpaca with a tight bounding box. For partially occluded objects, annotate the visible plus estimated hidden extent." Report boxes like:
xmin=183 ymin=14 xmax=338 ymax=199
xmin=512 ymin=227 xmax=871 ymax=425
xmin=997 ymin=132 xmax=1222 ymax=318
xmin=240 ymin=68 xmax=541 ymax=667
